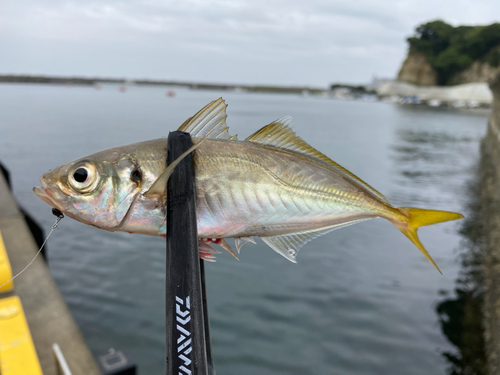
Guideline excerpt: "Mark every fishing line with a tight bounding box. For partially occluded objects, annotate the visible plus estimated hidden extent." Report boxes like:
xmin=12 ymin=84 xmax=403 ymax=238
xmin=0 ymin=208 xmax=64 ymax=290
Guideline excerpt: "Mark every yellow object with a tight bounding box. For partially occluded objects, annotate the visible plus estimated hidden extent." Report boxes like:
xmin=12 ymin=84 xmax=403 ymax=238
xmin=0 ymin=231 xmax=14 ymax=293
xmin=0 ymin=296 xmax=43 ymax=374
xmin=394 ymin=207 xmax=464 ymax=274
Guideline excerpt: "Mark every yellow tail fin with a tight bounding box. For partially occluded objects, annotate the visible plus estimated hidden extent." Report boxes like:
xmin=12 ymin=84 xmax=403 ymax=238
xmin=394 ymin=207 xmax=464 ymax=274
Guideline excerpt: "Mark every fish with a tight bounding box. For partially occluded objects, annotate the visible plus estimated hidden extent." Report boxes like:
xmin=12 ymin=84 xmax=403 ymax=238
xmin=33 ymin=98 xmax=463 ymax=272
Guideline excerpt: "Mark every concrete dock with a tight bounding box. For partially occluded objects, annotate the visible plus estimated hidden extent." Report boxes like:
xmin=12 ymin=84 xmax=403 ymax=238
xmin=481 ymin=73 xmax=500 ymax=373
xmin=0 ymin=169 xmax=101 ymax=374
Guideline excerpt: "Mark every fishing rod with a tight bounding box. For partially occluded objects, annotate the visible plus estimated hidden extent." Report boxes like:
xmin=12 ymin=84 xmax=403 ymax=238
xmin=165 ymin=131 xmax=214 ymax=375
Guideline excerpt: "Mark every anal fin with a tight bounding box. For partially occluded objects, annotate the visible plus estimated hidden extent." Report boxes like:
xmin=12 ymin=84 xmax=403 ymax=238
xmin=261 ymin=219 xmax=370 ymax=262
xmin=235 ymin=237 xmax=256 ymax=253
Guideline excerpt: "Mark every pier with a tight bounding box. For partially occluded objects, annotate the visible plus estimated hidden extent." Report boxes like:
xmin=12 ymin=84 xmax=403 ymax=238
xmin=480 ymin=73 xmax=500 ymax=373
xmin=0 ymin=167 xmax=100 ymax=374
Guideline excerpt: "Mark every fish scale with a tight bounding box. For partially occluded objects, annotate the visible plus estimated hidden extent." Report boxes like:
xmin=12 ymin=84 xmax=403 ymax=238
xmin=193 ymin=139 xmax=381 ymax=239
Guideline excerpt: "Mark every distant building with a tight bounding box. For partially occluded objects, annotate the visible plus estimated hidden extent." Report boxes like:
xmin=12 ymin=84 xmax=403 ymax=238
xmin=365 ymin=76 xmax=393 ymax=91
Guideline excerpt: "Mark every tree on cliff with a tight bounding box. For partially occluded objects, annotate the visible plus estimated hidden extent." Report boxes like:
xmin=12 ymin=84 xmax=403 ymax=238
xmin=407 ymin=20 xmax=500 ymax=85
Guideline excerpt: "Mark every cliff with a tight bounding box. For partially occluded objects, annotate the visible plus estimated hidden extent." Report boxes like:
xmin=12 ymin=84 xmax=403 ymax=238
xmin=449 ymin=48 xmax=500 ymax=85
xmin=397 ymin=21 xmax=500 ymax=86
xmin=398 ymin=49 xmax=500 ymax=86
xmin=397 ymin=50 xmax=438 ymax=86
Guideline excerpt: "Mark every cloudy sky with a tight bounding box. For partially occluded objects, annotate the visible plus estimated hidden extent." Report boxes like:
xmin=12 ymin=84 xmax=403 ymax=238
xmin=1 ymin=0 xmax=498 ymax=86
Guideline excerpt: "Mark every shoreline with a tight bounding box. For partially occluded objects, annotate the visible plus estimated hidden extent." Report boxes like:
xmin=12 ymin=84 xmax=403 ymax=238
xmin=0 ymin=74 xmax=493 ymax=110
xmin=0 ymin=74 xmax=326 ymax=95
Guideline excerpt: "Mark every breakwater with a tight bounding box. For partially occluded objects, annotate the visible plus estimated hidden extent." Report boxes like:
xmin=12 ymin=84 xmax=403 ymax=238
xmin=378 ymin=81 xmax=493 ymax=105
xmin=480 ymin=73 xmax=500 ymax=373
xmin=0 ymin=74 xmax=325 ymax=94
xmin=0 ymin=164 xmax=100 ymax=374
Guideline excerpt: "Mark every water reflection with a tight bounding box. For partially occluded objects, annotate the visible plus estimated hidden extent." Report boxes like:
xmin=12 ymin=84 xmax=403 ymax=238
xmin=392 ymin=129 xmax=472 ymax=185
xmin=390 ymin=107 xmax=487 ymax=374
xmin=436 ymin=168 xmax=486 ymax=375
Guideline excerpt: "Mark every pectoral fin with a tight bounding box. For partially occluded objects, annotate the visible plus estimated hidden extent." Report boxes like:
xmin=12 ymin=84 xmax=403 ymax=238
xmin=143 ymin=140 xmax=205 ymax=197
xmin=144 ymin=126 xmax=218 ymax=197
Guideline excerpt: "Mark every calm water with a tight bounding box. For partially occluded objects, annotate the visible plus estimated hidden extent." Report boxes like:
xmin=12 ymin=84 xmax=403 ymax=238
xmin=0 ymin=84 xmax=488 ymax=374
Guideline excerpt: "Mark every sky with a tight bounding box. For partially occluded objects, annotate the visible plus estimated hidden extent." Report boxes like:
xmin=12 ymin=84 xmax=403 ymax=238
xmin=1 ymin=0 xmax=499 ymax=87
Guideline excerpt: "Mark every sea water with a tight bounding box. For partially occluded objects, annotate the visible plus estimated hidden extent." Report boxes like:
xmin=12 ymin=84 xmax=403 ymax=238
xmin=0 ymin=83 xmax=488 ymax=374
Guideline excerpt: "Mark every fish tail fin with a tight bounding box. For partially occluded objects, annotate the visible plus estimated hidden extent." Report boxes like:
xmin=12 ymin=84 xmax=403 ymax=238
xmin=392 ymin=207 xmax=464 ymax=274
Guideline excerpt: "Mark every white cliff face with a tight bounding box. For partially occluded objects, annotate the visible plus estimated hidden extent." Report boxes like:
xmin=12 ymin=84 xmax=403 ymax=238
xmin=377 ymin=81 xmax=493 ymax=104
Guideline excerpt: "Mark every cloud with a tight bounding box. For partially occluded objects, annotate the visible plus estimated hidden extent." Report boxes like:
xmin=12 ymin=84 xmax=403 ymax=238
xmin=0 ymin=0 xmax=498 ymax=85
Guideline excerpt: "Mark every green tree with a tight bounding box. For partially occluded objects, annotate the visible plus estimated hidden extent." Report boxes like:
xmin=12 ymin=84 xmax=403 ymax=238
xmin=434 ymin=46 xmax=474 ymax=84
xmin=406 ymin=20 xmax=500 ymax=85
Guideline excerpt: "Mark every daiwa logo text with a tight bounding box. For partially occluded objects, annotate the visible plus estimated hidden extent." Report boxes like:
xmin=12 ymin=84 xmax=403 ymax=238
xmin=176 ymin=296 xmax=192 ymax=374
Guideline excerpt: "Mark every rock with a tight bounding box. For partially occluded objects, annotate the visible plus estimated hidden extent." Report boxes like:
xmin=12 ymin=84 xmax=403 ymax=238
xmin=396 ymin=50 xmax=438 ymax=86
xmin=397 ymin=46 xmax=500 ymax=86
xmin=449 ymin=57 xmax=500 ymax=86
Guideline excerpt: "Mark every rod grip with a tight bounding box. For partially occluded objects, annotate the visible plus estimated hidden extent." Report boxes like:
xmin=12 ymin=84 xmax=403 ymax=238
xmin=165 ymin=131 xmax=211 ymax=375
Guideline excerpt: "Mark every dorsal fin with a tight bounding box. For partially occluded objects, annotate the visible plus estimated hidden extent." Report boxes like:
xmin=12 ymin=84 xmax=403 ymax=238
xmin=245 ymin=118 xmax=390 ymax=205
xmin=177 ymin=98 xmax=238 ymax=140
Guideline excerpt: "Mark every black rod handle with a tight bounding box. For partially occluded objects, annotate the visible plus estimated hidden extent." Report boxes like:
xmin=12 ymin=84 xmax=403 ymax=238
xmin=166 ymin=131 xmax=212 ymax=375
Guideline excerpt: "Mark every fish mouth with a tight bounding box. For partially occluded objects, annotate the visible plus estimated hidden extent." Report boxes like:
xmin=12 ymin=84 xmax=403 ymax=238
xmin=33 ymin=176 xmax=58 ymax=209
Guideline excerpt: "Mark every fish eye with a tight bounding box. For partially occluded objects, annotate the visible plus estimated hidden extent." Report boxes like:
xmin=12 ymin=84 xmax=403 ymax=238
xmin=73 ymin=168 xmax=88 ymax=183
xmin=69 ymin=163 xmax=98 ymax=193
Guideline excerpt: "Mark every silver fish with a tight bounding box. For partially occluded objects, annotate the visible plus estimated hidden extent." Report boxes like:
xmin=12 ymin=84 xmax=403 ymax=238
xmin=34 ymin=98 xmax=463 ymax=271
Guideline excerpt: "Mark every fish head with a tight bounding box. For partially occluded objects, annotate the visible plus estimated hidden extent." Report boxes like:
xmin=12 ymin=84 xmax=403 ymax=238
xmin=33 ymin=147 xmax=143 ymax=230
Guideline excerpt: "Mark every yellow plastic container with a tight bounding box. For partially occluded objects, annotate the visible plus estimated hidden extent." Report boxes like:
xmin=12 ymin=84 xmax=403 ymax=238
xmin=0 ymin=231 xmax=13 ymax=293
xmin=0 ymin=295 xmax=43 ymax=374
